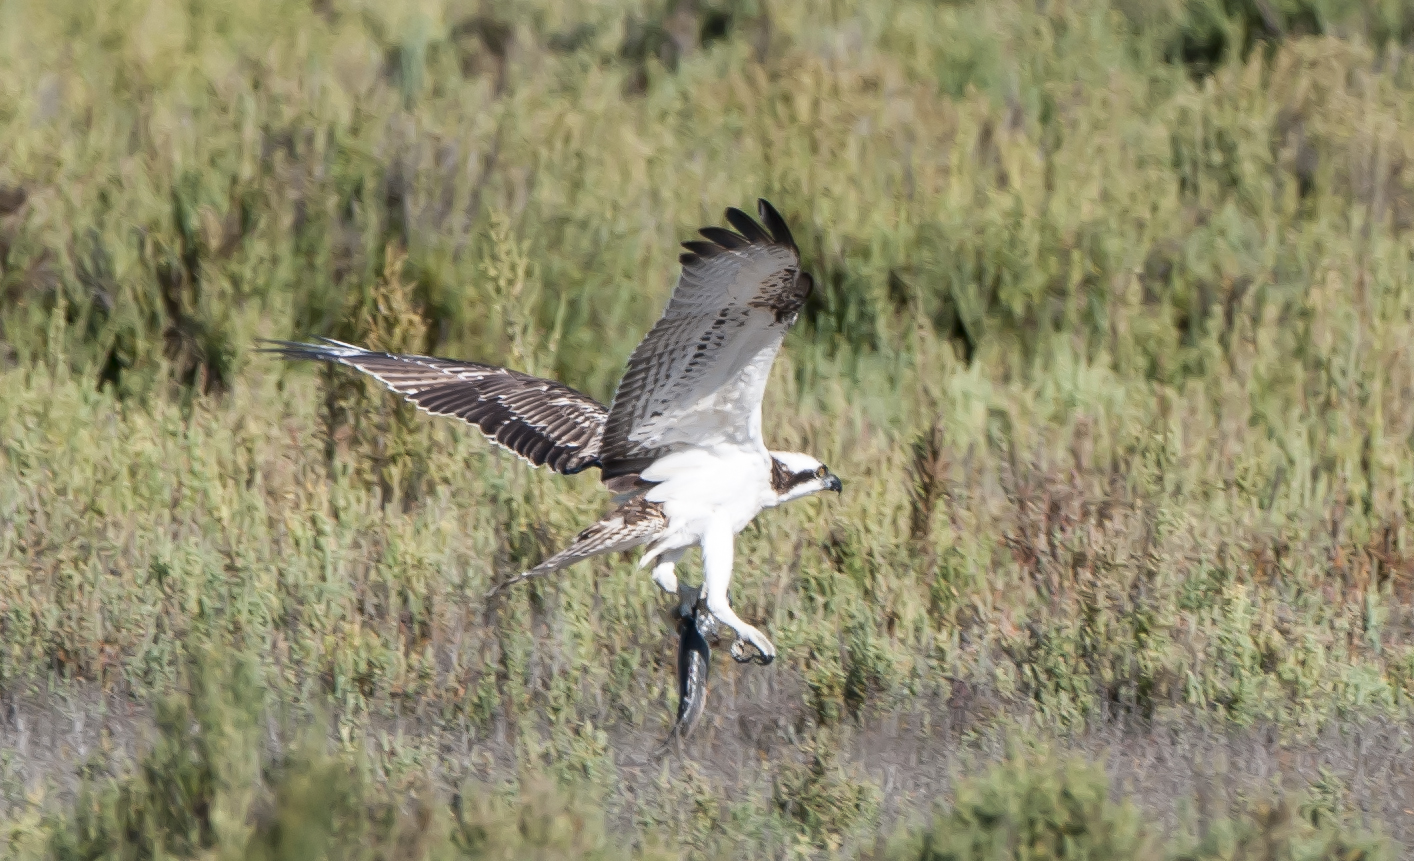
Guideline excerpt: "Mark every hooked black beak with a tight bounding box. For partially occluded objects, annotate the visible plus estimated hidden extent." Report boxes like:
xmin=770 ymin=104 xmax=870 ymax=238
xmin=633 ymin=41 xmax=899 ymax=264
xmin=825 ymin=473 xmax=842 ymax=493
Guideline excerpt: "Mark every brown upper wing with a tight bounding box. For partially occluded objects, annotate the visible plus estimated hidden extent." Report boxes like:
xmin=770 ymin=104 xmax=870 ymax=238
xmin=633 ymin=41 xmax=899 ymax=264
xmin=599 ymin=199 xmax=813 ymax=480
xmin=261 ymin=339 xmax=606 ymax=474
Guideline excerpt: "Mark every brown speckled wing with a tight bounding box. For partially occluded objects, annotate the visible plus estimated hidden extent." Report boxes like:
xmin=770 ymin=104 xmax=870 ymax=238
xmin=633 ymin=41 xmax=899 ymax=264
xmin=600 ymin=199 xmax=812 ymax=480
xmin=261 ymin=339 xmax=606 ymax=474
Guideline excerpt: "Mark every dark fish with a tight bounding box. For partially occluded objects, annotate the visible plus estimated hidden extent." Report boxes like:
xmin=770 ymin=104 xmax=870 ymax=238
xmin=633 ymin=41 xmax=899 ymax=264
xmin=657 ymin=583 xmax=774 ymax=753
xmin=658 ymin=585 xmax=711 ymax=752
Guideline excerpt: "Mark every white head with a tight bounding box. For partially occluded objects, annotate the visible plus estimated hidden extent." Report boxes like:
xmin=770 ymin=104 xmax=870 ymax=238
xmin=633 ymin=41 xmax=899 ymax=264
xmin=768 ymin=451 xmax=843 ymax=505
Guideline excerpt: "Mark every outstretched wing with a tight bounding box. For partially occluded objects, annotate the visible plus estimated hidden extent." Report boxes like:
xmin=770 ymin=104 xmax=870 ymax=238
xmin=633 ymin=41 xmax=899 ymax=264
xmin=260 ymin=338 xmax=606 ymax=474
xmin=599 ymin=199 xmax=812 ymax=480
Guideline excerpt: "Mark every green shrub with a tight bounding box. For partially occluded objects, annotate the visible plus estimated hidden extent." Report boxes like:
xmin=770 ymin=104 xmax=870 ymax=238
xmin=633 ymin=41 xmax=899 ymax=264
xmin=883 ymin=755 xmax=1391 ymax=861
xmin=885 ymin=754 xmax=1151 ymax=861
xmin=1169 ymin=798 xmax=1389 ymax=861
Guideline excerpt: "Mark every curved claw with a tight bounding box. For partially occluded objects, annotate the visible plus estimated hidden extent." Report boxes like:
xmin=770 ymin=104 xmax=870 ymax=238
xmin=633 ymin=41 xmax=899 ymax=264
xmin=730 ymin=637 xmax=775 ymax=666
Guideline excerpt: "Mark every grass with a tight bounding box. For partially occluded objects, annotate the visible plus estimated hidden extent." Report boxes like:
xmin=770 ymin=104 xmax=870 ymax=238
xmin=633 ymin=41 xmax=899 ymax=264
xmin=2 ymin=0 xmax=1414 ymax=856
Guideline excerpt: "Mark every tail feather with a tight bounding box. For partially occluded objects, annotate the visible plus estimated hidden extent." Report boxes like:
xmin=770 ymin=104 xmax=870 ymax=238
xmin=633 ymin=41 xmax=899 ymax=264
xmin=486 ymin=498 xmax=667 ymax=596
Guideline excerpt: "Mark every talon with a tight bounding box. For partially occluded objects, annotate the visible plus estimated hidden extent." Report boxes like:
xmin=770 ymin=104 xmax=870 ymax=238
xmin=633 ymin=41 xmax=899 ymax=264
xmin=730 ymin=637 xmax=774 ymax=665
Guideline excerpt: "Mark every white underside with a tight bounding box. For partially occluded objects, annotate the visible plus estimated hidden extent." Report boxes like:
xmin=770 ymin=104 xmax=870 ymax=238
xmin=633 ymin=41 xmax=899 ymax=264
xmin=633 ymin=440 xmax=780 ymax=659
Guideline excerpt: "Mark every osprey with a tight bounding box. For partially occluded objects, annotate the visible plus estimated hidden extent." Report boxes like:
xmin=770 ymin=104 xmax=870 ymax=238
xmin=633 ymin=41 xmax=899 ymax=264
xmin=263 ymin=199 xmax=840 ymax=679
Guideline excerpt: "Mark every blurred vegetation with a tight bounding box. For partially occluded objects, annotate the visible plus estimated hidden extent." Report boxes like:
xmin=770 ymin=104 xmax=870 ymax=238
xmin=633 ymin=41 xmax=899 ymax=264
xmin=2 ymin=0 xmax=1414 ymax=855
xmin=4 ymin=652 xmax=674 ymax=860
xmin=0 ymin=654 xmax=1390 ymax=860
xmin=879 ymin=752 xmax=1388 ymax=861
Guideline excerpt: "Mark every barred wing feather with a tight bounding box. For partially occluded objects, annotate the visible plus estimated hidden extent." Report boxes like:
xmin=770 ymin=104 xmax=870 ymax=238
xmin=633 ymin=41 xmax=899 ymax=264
xmin=599 ymin=199 xmax=812 ymax=480
xmin=260 ymin=339 xmax=606 ymax=474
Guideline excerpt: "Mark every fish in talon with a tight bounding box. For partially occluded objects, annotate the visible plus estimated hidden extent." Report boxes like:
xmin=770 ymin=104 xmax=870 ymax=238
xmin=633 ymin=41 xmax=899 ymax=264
xmin=668 ymin=585 xmax=711 ymax=743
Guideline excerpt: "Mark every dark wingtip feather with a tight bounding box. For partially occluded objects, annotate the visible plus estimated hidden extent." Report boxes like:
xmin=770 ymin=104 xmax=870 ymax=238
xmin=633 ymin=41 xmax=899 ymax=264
xmin=723 ymin=206 xmax=770 ymax=243
xmin=756 ymin=199 xmax=796 ymax=249
xmin=254 ymin=337 xmax=302 ymax=352
xmin=681 ymin=240 xmax=721 ymax=258
xmin=255 ymin=338 xmax=337 ymax=362
xmin=698 ymin=226 xmax=747 ymax=249
xmin=679 ymin=252 xmax=701 ymax=266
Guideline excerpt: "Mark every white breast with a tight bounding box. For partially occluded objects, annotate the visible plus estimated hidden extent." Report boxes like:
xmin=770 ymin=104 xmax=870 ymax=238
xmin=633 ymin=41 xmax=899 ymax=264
xmin=642 ymin=443 xmax=772 ymax=536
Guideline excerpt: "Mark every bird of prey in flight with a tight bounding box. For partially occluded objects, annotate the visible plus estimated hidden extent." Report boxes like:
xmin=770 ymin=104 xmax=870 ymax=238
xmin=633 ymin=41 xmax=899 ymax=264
xmin=264 ymin=199 xmax=840 ymax=726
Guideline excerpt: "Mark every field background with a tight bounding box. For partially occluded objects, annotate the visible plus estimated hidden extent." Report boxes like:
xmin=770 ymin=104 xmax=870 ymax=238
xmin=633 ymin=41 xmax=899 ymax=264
xmin=2 ymin=0 xmax=1414 ymax=857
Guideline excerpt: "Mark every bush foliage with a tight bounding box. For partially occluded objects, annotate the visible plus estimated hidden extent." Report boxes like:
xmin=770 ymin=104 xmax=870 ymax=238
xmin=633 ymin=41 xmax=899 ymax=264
xmin=883 ymin=752 xmax=1386 ymax=861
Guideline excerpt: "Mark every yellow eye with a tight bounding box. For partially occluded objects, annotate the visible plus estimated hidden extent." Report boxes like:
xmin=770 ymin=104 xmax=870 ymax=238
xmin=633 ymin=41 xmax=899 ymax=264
xmin=816 ymin=466 xmax=828 ymax=478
